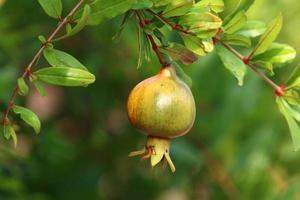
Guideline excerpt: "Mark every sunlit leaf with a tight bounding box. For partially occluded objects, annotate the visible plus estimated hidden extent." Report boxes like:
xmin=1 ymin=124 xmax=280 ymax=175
xmin=180 ymin=33 xmax=206 ymax=56
xmin=236 ymin=20 xmax=266 ymax=37
xmin=251 ymin=14 xmax=283 ymax=57
xmin=163 ymin=0 xmax=193 ymax=18
xmin=179 ymin=9 xmax=222 ymax=36
xmin=219 ymin=34 xmax=251 ymax=47
xmin=34 ymin=67 xmax=96 ymax=87
xmin=223 ymin=11 xmax=247 ymax=34
xmin=252 ymin=43 xmax=296 ymax=65
xmin=196 ymin=0 xmax=224 ymax=13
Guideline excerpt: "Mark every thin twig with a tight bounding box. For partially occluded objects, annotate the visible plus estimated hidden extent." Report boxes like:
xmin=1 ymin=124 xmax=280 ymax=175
xmin=146 ymin=9 xmax=285 ymax=96
xmin=2 ymin=0 xmax=86 ymax=124
xmin=135 ymin=11 xmax=170 ymax=67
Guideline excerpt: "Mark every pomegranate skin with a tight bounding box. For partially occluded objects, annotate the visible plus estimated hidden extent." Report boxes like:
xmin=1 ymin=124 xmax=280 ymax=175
xmin=127 ymin=66 xmax=196 ymax=138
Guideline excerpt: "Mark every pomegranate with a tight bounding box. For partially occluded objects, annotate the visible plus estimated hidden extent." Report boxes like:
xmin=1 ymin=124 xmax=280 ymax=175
xmin=127 ymin=66 xmax=196 ymax=172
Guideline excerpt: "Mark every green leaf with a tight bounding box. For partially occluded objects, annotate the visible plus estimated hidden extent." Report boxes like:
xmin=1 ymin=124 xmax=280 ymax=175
xmin=152 ymin=0 xmax=172 ymax=7
xmin=37 ymin=0 xmax=62 ymax=18
xmin=222 ymin=0 xmax=254 ymax=16
xmin=172 ymin=62 xmax=193 ymax=87
xmin=17 ymin=77 xmax=29 ymax=96
xmin=43 ymin=47 xmax=87 ymax=70
xmin=137 ymin=25 xmax=151 ymax=69
xmin=34 ymin=67 xmax=96 ymax=87
xmin=223 ymin=11 xmax=247 ymax=34
xmin=196 ymin=0 xmax=224 ymax=13
xmin=112 ymin=11 xmax=133 ymax=42
xmin=38 ymin=35 xmax=47 ymax=43
xmin=236 ymin=20 xmax=266 ymax=37
xmin=153 ymin=29 xmax=169 ymax=47
xmin=87 ymin=0 xmax=137 ymax=25
xmin=276 ymin=97 xmax=300 ymax=151
xmin=12 ymin=105 xmax=41 ymax=134
xmin=30 ymin=75 xmax=46 ymax=96
xmin=219 ymin=34 xmax=251 ymax=47
xmin=180 ymin=33 xmax=206 ymax=56
xmin=216 ymin=44 xmax=247 ymax=86
xmin=162 ymin=0 xmax=193 ymax=18
xmin=132 ymin=0 xmax=153 ymax=9
xmin=286 ymin=64 xmax=300 ymax=85
xmin=55 ymin=5 xmax=91 ymax=41
xmin=251 ymin=14 xmax=283 ymax=57
xmin=3 ymin=122 xmax=17 ymax=147
xmin=160 ymin=43 xmax=198 ymax=65
xmin=252 ymin=61 xmax=274 ymax=76
xmin=288 ymin=76 xmax=300 ymax=89
xmin=179 ymin=10 xmax=222 ymax=36
xmin=252 ymin=43 xmax=296 ymax=65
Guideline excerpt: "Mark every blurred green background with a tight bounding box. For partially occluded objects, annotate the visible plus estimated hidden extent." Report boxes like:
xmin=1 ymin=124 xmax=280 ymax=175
xmin=1 ymin=0 xmax=300 ymax=200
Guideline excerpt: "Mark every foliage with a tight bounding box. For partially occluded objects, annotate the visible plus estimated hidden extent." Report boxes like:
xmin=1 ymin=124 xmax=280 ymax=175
xmin=1 ymin=0 xmax=300 ymax=199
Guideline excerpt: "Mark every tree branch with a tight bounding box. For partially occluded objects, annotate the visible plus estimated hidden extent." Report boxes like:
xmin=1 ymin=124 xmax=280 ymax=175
xmin=146 ymin=9 xmax=285 ymax=96
xmin=135 ymin=11 xmax=170 ymax=67
xmin=2 ymin=0 xmax=86 ymax=124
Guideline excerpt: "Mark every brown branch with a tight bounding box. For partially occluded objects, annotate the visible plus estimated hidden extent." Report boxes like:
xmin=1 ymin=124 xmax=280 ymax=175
xmin=2 ymin=0 xmax=86 ymax=124
xmin=146 ymin=9 xmax=191 ymax=35
xmin=146 ymin=9 xmax=286 ymax=96
xmin=135 ymin=11 xmax=170 ymax=67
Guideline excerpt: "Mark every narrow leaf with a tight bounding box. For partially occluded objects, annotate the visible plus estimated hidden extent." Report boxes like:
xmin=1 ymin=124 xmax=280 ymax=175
xmin=163 ymin=0 xmax=193 ymax=18
xmin=277 ymin=97 xmax=300 ymax=151
xmin=43 ymin=47 xmax=87 ymax=70
xmin=196 ymin=0 xmax=224 ymax=13
xmin=219 ymin=34 xmax=251 ymax=47
xmin=236 ymin=20 xmax=266 ymax=37
xmin=252 ymin=43 xmax=296 ymax=65
xmin=223 ymin=11 xmax=247 ymax=34
xmin=17 ymin=77 xmax=29 ymax=96
xmin=12 ymin=105 xmax=41 ymax=134
xmin=172 ymin=62 xmax=193 ymax=87
xmin=55 ymin=5 xmax=91 ymax=41
xmin=34 ymin=67 xmax=96 ymax=87
xmin=216 ymin=44 xmax=247 ymax=86
xmin=132 ymin=0 xmax=153 ymax=9
xmin=30 ymin=75 xmax=46 ymax=96
xmin=180 ymin=33 xmax=206 ymax=56
xmin=37 ymin=0 xmax=62 ymax=18
xmin=3 ymin=123 xmax=17 ymax=147
xmin=88 ymin=0 xmax=137 ymax=25
xmin=251 ymin=14 xmax=283 ymax=57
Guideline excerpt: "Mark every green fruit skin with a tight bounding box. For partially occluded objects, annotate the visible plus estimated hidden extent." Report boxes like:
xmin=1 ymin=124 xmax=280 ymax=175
xmin=127 ymin=66 xmax=196 ymax=139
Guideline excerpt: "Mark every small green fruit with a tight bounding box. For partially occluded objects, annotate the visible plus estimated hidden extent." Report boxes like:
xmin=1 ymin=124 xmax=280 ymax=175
xmin=127 ymin=66 xmax=196 ymax=172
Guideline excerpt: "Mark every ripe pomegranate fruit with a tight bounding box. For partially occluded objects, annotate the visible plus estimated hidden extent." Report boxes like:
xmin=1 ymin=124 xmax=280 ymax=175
xmin=127 ymin=66 xmax=196 ymax=172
